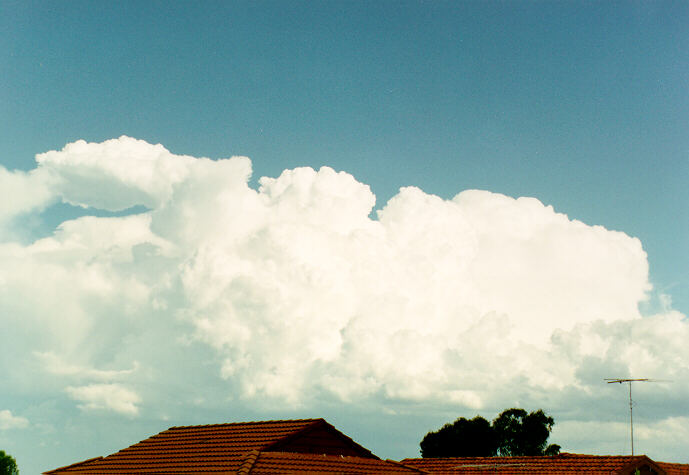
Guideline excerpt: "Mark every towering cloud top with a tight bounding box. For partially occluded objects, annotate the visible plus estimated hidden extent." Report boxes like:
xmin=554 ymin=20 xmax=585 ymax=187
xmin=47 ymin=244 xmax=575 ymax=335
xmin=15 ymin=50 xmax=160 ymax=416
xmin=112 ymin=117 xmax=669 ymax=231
xmin=35 ymin=136 xmax=252 ymax=211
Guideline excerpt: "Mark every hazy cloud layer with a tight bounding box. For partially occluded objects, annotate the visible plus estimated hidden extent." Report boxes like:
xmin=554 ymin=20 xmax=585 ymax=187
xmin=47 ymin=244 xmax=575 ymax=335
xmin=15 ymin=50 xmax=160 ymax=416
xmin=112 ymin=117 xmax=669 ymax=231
xmin=0 ymin=137 xmax=686 ymax=463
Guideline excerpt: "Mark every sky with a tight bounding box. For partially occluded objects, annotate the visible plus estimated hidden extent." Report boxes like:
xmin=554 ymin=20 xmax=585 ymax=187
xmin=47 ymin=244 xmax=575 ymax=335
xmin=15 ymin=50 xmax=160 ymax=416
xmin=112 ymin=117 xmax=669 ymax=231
xmin=0 ymin=1 xmax=688 ymax=473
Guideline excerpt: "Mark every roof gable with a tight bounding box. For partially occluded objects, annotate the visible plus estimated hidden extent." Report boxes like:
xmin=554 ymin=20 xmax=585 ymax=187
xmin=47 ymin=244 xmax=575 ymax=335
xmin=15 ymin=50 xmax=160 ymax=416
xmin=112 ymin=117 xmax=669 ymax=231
xmin=264 ymin=419 xmax=377 ymax=458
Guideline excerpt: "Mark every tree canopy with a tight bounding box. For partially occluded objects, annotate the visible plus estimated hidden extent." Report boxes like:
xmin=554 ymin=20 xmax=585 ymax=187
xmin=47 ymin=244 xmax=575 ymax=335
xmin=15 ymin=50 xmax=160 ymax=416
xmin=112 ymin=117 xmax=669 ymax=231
xmin=0 ymin=450 xmax=18 ymax=475
xmin=420 ymin=415 xmax=497 ymax=457
xmin=492 ymin=408 xmax=560 ymax=456
xmin=420 ymin=408 xmax=560 ymax=458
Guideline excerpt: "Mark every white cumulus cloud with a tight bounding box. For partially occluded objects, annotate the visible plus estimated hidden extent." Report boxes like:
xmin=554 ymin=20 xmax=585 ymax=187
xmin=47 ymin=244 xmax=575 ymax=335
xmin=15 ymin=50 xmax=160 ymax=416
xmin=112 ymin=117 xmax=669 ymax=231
xmin=66 ymin=384 xmax=141 ymax=416
xmin=0 ymin=410 xmax=29 ymax=430
xmin=0 ymin=136 xmax=687 ymax=461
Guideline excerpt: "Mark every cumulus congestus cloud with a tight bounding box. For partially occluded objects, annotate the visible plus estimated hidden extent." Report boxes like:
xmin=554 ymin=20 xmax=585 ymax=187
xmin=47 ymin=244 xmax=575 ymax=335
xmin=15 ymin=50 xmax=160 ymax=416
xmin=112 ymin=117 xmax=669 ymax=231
xmin=0 ymin=136 xmax=686 ymax=420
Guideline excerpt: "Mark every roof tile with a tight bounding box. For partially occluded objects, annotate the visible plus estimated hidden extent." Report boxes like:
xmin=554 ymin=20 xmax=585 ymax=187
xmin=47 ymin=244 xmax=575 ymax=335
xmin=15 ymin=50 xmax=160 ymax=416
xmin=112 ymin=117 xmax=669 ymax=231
xmin=248 ymin=451 xmax=422 ymax=474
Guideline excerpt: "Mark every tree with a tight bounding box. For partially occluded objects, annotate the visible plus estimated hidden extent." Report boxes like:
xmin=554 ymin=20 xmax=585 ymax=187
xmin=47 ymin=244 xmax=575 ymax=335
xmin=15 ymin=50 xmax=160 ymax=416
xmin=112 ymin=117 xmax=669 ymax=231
xmin=419 ymin=408 xmax=560 ymax=458
xmin=420 ymin=415 xmax=497 ymax=457
xmin=492 ymin=408 xmax=560 ymax=456
xmin=0 ymin=450 xmax=18 ymax=475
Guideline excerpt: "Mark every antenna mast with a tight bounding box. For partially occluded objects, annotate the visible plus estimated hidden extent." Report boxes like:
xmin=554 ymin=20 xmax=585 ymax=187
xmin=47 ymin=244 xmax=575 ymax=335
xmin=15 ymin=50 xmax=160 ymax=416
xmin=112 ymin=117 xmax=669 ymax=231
xmin=604 ymin=378 xmax=663 ymax=456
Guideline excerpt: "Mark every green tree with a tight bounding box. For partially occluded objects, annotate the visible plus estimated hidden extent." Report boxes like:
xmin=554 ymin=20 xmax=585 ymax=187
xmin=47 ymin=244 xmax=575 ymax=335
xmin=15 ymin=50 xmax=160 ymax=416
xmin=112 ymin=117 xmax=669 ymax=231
xmin=492 ymin=408 xmax=560 ymax=456
xmin=0 ymin=450 xmax=18 ymax=475
xmin=419 ymin=408 xmax=560 ymax=458
xmin=420 ymin=415 xmax=497 ymax=457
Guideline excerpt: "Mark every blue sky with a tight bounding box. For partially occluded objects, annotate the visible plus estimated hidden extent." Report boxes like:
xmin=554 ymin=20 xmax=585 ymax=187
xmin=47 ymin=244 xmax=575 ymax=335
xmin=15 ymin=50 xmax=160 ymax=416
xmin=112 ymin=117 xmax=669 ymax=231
xmin=1 ymin=1 xmax=688 ymax=473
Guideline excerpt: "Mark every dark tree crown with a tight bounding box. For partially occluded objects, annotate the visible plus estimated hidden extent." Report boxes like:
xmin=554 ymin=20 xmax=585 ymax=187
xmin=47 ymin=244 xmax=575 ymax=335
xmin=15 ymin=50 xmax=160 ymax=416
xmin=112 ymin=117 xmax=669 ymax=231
xmin=420 ymin=415 xmax=497 ymax=457
xmin=0 ymin=450 xmax=18 ymax=475
xmin=420 ymin=408 xmax=560 ymax=458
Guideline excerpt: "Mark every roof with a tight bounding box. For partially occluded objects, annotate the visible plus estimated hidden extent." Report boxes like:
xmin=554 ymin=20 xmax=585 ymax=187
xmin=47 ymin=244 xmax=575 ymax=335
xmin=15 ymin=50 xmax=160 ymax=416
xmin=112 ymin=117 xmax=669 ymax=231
xmin=239 ymin=450 xmax=423 ymax=474
xmin=44 ymin=420 xmax=689 ymax=475
xmin=44 ymin=418 xmax=377 ymax=474
xmin=401 ymin=453 xmax=689 ymax=474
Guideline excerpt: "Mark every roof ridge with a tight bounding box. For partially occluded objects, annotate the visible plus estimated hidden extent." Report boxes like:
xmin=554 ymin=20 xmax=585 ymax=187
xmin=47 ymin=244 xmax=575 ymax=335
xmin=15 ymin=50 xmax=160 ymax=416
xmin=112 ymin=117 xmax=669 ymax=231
xmin=560 ymin=452 xmax=648 ymax=458
xmin=403 ymin=454 xmax=653 ymax=460
xmin=168 ymin=418 xmax=324 ymax=429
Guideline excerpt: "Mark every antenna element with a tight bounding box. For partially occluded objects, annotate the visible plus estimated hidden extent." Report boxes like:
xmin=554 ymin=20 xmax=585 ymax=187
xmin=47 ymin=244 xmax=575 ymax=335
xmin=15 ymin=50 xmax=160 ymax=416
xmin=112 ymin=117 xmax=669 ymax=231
xmin=604 ymin=378 xmax=668 ymax=456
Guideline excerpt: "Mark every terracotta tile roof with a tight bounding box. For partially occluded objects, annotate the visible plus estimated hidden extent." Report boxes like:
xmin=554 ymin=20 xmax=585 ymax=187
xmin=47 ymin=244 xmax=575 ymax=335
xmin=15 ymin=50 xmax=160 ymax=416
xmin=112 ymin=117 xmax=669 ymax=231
xmin=45 ymin=418 xmax=376 ymax=474
xmin=241 ymin=451 xmax=424 ymax=474
xmin=400 ymin=453 xmax=688 ymax=474
xmin=658 ymin=462 xmax=689 ymax=475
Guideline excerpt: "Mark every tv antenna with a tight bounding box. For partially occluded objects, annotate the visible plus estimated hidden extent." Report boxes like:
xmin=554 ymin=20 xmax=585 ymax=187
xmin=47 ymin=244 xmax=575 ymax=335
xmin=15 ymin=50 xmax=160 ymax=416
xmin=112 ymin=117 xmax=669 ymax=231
xmin=605 ymin=378 xmax=669 ymax=456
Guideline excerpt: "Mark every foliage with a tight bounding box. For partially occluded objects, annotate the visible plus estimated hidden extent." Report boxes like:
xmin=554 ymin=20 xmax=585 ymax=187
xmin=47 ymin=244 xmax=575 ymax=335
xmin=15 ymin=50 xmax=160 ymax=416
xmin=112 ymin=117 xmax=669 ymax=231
xmin=492 ymin=408 xmax=560 ymax=456
xmin=420 ymin=408 xmax=560 ymax=458
xmin=0 ymin=450 xmax=18 ymax=475
xmin=420 ymin=415 xmax=497 ymax=457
